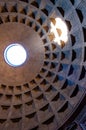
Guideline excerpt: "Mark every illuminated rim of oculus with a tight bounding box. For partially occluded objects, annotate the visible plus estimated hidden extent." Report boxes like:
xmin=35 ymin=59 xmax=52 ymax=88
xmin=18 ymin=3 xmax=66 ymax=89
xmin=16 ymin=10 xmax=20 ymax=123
xmin=4 ymin=43 xmax=27 ymax=67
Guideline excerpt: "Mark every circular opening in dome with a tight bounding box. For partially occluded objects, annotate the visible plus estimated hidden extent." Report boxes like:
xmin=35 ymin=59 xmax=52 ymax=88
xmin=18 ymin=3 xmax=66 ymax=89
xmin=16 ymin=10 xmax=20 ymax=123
xmin=4 ymin=44 xmax=27 ymax=67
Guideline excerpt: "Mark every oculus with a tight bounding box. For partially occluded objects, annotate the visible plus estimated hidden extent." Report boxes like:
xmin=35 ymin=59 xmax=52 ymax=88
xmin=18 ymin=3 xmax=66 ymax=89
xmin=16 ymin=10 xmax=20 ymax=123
xmin=4 ymin=43 xmax=27 ymax=67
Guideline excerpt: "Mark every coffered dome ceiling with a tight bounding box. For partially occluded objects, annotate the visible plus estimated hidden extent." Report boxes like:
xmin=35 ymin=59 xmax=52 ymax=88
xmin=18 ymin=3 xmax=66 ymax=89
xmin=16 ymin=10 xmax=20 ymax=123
xmin=0 ymin=0 xmax=86 ymax=130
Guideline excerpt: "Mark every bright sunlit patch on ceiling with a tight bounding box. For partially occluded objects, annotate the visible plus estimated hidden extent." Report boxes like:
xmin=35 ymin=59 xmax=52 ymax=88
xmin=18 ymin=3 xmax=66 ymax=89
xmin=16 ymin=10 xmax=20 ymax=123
xmin=4 ymin=44 xmax=27 ymax=67
xmin=50 ymin=18 xmax=68 ymax=45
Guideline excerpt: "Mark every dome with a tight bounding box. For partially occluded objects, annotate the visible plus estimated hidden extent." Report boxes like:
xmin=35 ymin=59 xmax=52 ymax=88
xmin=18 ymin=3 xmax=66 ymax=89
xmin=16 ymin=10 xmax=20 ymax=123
xmin=0 ymin=0 xmax=86 ymax=130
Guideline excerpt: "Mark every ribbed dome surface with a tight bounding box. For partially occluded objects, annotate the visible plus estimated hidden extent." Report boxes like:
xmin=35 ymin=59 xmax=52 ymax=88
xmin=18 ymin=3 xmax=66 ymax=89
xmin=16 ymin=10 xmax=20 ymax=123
xmin=0 ymin=0 xmax=86 ymax=130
